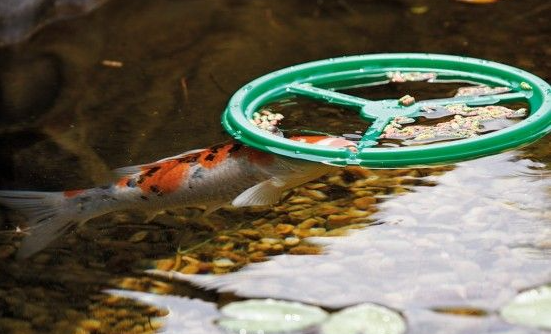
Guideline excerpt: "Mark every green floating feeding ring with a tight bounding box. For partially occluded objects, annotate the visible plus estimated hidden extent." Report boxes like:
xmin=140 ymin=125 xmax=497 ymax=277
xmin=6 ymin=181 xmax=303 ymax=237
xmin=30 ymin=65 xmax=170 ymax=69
xmin=222 ymin=53 xmax=551 ymax=168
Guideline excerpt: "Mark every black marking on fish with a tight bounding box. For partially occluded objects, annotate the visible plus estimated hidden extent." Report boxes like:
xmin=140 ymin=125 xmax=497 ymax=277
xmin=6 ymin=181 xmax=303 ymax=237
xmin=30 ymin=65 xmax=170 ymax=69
xmin=204 ymin=153 xmax=216 ymax=161
xmin=126 ymin=178 xmax=137 ymax=188
xmin=138 ymin=166 xmax=161 ymax=184
xmin=179 ymin=153 xmax=200 ymax=163
xmin=146 ymin=166 xmax=161 ymax=176
xmin=210 ymin=143 xmax=226 ymax=152
xmin=228 ymin=143 xmax=242 ymax=153
xmin=79 ymin=196 xmax=91 ymax=202
xmin=150 ymin=185 xmax=161 ymax=195
xmin=140 ymin=195 xmax=149 ymax=201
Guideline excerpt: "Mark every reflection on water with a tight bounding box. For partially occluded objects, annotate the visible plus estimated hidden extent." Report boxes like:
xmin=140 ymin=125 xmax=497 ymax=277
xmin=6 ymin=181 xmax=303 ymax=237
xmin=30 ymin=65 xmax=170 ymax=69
xmin=0 ymin=0 xmax=550 ymax=333
xmin=150 ymin=150 xmax=550 ymax=333
xmin=264 ymin=97 xmax=371 ymax=138
xmin=107 ymin=289 xmax=220 ymax=334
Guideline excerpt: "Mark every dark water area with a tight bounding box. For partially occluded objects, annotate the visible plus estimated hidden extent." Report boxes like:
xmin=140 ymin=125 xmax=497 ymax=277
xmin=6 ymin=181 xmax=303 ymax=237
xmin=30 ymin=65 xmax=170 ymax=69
xmin=0 ymin=0 xmax=549 ymax=188
xmin=0 ymin=0 xmax=550 ymax=334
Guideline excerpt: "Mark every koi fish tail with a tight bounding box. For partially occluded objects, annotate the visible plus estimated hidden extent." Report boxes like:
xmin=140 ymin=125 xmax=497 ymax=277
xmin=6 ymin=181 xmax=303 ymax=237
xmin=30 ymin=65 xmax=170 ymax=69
xmin=0 ymin=190 xmax=79 ymax=259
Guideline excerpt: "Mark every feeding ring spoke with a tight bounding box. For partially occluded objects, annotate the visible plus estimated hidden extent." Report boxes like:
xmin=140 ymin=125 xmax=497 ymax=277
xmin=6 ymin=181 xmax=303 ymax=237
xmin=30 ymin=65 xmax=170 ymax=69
xmin=222 ymin=53 xmax=551 ymax=168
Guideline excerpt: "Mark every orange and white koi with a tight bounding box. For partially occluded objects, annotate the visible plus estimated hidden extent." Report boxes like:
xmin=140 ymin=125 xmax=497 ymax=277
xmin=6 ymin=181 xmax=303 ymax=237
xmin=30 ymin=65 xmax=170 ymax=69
xmin=0 ymin=136 xmax=356 ymax=258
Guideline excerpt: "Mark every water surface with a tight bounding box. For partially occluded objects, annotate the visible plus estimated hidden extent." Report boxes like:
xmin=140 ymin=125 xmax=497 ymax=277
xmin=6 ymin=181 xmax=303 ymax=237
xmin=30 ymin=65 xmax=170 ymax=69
xmin=0 ymin=0 xmax=549 ymax=333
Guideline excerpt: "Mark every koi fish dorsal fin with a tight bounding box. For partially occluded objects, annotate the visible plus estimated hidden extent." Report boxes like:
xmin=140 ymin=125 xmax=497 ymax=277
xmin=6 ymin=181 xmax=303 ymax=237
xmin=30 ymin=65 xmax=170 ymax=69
xmin=112 ymin=149 xmax=206 ymax=177
xmin=231 ymin=179 xmax=286 ymax=207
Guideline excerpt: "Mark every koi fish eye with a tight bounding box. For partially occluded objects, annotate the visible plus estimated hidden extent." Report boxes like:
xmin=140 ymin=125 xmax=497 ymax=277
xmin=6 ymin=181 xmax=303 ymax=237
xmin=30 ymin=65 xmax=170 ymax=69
xmin=289 ymin=136 xmax=358 ymax=152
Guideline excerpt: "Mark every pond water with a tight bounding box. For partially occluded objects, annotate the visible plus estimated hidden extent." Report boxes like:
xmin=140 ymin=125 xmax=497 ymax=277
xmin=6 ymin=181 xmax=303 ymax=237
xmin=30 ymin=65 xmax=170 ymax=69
xmin=0 ymin=0 xmax=550 ymax=334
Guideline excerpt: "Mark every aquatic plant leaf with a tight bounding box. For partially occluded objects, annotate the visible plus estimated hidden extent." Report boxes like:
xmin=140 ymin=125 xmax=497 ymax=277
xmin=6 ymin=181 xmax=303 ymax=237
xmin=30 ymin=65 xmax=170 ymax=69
xmin=217 ymin=299 xmax=328 ymax=333
xmin=499 ymin=285 xmax=551 ymax=329
xmin=321 ymin=303 xmax=406 ymax=334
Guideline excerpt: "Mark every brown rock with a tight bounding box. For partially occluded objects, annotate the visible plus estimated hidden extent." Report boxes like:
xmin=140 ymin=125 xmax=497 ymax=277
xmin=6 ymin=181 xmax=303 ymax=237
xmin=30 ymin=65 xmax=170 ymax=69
xmin=269 ymin=244 xmax=284 ymax=254
xmin=292 ymin=228 xmax=311 ymax=238
xmin=115 ymin=309 xmax=130 ymax=318
xmin=346 ymin=208 xmax=370 ymax=218
xmin=275 ymin=223 xmax=294 ymax=235
xmin=352 ymin=190 xmax=374 ymax=197
xmin=269 ymin=216 xmax=289 ymax=225
xmin=315 ymin=204 xmax=341 ymax=216
xmin=288 ymin=209 xmax=313 ymax=222
xmin=197 ymin=262 xmax=213 ymax=273
xmin=287 ymin=196 xmax=314 ymax=205
xmin=285 ymin=204 xmax=310 ymax=212
xmin=251 ymin=218 xmax=269 ymax=226
xmin=300 ymin=189 xmax=328 ymax=201
xmin=353 ymin=196 xmax=377 ymax=209
xmin=216 ymin=251 xmax=245 ymax=262
xmin=131 ymin=324 xmax=145 ymax=333
xmin=80 ymin=319 xmax=101 ymax=331
xmin=253 ymin=242 xmax=272 ymax=252
xmin=289 ymin=245 xmax=321 ymax=255
xmin=284 ymin=237 xmax=300 ymax=247
xmin=114 ymin=319 xmax=134 ymax=331
xmin=215 ymin=235 xmax=231 ymax=242
xmin=181 ymin=256 xmax=200 ymax=265
xmin=260 ymin=237 xmax=280 ymax=245
xmin=327 ymin=214 xmax=353 ymax=228
xmin=394 ymin=187 xmax=408 ymax=194
xmin=344 ymin=166 xmax=374 ymax=178
xmin=305 ymin=183 xmax=328 ymax=190
xmin=179 ymin=264 xmax=199 ymax=274
xmin=309 ymin=227 xmax=326 ymax=236
xmin=73 ymin=327 xmax=89 ymax=334
xmin=297 ymin=217 xmax=323 ymax=229
xmin=213 ymin=257 xmax=235 ymax=268
xmin=257 ymin=223 xmax=275 ymax=235
xmin=156 ymin=258 xmax=175 ymax=271
xmin=128 ymin=231 xmax=148 ymax=243
xmin=326 ymin=175 xmax=347 ymax=186
xmin=237 ymin=229 xmax=261 ymax=240
xmin=249 ymin=251 xmax=266 ymax=262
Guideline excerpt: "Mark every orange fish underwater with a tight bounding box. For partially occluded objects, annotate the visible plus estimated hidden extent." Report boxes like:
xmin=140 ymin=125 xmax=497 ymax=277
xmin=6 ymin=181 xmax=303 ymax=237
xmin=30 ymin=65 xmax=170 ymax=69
xmin=0 ymin=136 xmax=356 ymax=258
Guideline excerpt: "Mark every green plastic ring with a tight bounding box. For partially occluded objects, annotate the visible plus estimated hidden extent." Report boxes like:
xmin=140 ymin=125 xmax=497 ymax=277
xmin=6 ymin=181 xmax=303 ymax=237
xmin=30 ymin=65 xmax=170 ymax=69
xmin=222 ymin=53 xmax=551 ymax=168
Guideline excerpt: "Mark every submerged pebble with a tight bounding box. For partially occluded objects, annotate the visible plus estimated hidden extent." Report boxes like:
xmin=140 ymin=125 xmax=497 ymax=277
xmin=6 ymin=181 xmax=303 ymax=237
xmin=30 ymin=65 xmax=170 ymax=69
xmin=129 ymin=231 xmax=149 ymax=243
xmin=353 ymin=196 xmax=377 ymax=209
xmin=213 ymin=258 xmax=235 ymax=268
xmin=284 ymin=237 xmax=301 ymax=247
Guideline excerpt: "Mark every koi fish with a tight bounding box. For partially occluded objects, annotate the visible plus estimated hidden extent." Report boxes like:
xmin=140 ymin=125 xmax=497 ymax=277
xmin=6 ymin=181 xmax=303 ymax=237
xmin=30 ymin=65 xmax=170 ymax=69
xmin=0 ymin=136 xmax=356 ymax=258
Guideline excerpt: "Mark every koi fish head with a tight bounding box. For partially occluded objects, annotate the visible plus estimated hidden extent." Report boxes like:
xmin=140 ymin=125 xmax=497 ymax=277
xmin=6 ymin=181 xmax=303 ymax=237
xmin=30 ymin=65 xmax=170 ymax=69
xmin=289 ymin=135 xmax=358 ymax=151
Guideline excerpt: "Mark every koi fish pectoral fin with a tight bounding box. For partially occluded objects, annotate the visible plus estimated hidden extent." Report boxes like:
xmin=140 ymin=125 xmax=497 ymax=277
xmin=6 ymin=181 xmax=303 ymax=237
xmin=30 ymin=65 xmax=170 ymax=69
xmin=231 ymin=179 xmax=285 ymax=207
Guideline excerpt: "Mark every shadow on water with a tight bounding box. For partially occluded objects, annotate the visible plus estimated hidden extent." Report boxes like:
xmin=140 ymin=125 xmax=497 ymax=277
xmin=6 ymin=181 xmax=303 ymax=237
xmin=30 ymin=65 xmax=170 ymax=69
xmin=0 ymin=0 xmax=550 ymax=333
